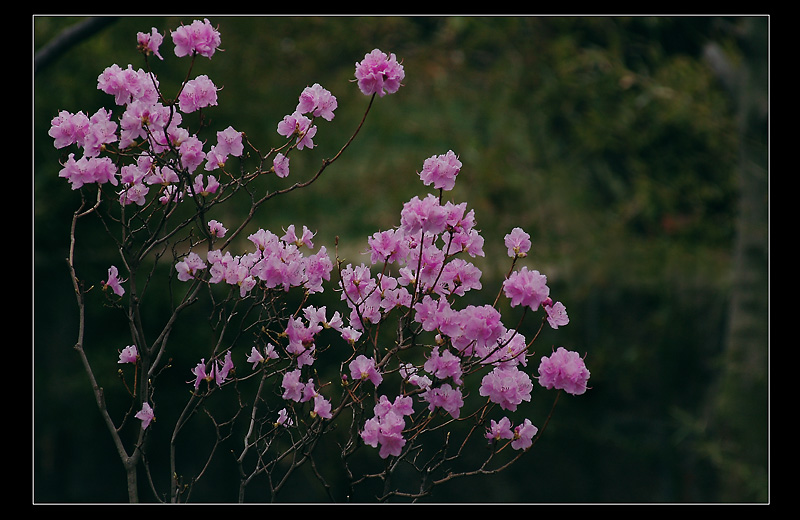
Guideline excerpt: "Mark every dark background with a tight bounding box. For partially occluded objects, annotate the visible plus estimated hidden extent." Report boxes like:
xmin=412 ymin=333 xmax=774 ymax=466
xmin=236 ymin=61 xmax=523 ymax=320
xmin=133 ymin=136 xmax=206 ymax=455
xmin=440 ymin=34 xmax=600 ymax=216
xmin=33 ymin=15 xmax=768 ymax=503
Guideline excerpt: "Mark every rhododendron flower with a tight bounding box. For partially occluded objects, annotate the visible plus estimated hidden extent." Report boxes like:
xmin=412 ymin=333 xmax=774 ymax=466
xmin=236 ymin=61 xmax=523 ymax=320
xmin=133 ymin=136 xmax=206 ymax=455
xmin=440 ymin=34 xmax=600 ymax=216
xmin=192 ymin=174 xmax=220 ymax=196
xmin=49 ymin=110 xmax=89 ymax=149
xmin=178 ymin=75 xmax=218 ymax=113
xmin=175 ymin=252 xmax=207 ymax=281
xmin=511 ymin=418 xmax=538 ymax=451
xmin=59 ymin=154 xmax=118 ymax=190
xmin=190 ymin=359 xmax=213 ymax=390
xmin=135 ymin=402 xmax=155 ymax=430
xmin=502 ymin=266 xmax=550 ymax=310
xmin=82 ymin=108 xmax=118 ymax=157
xmin=282 ymin=369 xmax=305 ymax=401
xmin=137 ymin=27 xmax=164 ymax=60
xmin=296 ymin=83 xmax=338 ymax=121
xmin=504 ymin=227 xmax=531 ymax=258
xmin=118 ymin=182 xmax=149 ymax=206
xmin=311 ymin=395 xmax=332 ymax=419
xmin=277 ymin=111 xmax=317 ymax=150
xmin=97 ymin=64 xmax=158 ymax=106
xmin=179 ymin=135 xmax=206 ymax=172
xmin=479 ymin=366 xmax=533 ymax=411
xmin=544 ymin=300 xmax=569 ymax=329
xmin=486 ymin=417 xmax=514 ymax=442
xmin=349 ymin=355 xmax=382 ymax=386
xmin=282 ymin=225 xmax=315 ymax=248
xmin=208 ymin=219 xmax=227 ymax=238
xmin=272 ymin=153 xmax=290 ymax=178
xmin=276 ymin=408 xmax=293 ymax=427
xmin=215 ymin=125 xmax=244 ymax=157
xmin=419 ymin=150 xmax=461 ymax=191
xmin=215 ymin=350 xmax=234 ymax=386
xmin=118 ymin=345 xmax=138 ymax=364
xmin=354 ymin=48 xmax=405 ymax=97
xmin=247 ymin=344 xmax=278 ymax=368
xmin=424 ymin=347 xmax=463 ymax=385
xmin=537 ymin=347 xmax=590 ymax=395
xmin=422 ymin=383 xmax=464 ymax=419
xmin=361 ymin=395 xmax=414 ymax=458
xmin=102 ymin=265 xmax=126 ymax=297
xmin=171 ymin=18 xmax=221 ymax=59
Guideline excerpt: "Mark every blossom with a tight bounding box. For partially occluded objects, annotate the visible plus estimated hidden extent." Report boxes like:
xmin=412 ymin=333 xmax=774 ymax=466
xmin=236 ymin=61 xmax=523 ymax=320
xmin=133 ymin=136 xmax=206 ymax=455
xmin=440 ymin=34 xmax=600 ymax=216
xmin=135 ymin=402 xmax=155 ymax=430
xmin=311 ymin=395 xmax=333 ymax=419
xmin=58 ymin=154 xmax=118 ymax=190
xmin=537 ymin=347 xmax=590 ymax=396
xmin=276 ymin=408 xmax=294 ymax=427
xmin=82 ymin=108 xmax=118 ymax=157
xmin=178 ymin=75 xmax=218 ymax=113
xmin=208 ymin=219 xmax=227 ymax=238
xmin=247 ymin=344 xmax=278 ymax=368
xmin=281 ymin=369 xmax=305 ymax=401
xmin=349 ymin=355 xmax=382 ymax=387
xmin=118 ymin=182 xmax=149 ymax=206
xmin=175 ymin=252 xmax=207 ymax=281
xmin=277 ymin=111 xmax=317 ymax=150
xmin=171 ymin=18 xmax=221 ymax=59
xmin=502 ymin=266 xmax=549 ymax=310
xmin=137 ymin=27 xmax=164 ymax=60
xmin=102 ymin=265 xmax=126 ymax=297
xmin=485 ymin=417 xmax=514 ymax=442
xmin=544 ymin=300 xmax=569 ymax=329
xmin=190 ymin=359 xmax=214 ymax=390
xmin=479 ymin=366 xmax=533 ymax=411
xmin=282 ymin=225 xmax=315 ymax=248
xmin=179 ymin=135 xmax=206 ymax=172
xmin=419 ymin=150 xmax=461 ymax=191
xmin=361 ymin=395 xmax=414 ymax=459
xmin=511 ymin=418 xmax=538 ymax=451
xmin=424 ymin=347 xmax=463 ymax=385
xmin=118 ymin=345 xmax=138 ymax=364
xmin=49 ymin=110 xmax=89 ymax=149
xmin=272 ymin=153 xmax=290 ymax=178
xmin=215 ymin=126 xmax=244 ymax=157
xmin=354 ymin=48 xmax=405 ymax=97
xmin=97 ymin=64 xmax=158 ymax=106
xmin=296 ymin=83 xmax=338 ymax=121
xmin=422 ymin=383 xmax=464 ymax=419
xmin=215 ymin=350 xmax=234 ymax=386
xmin=504 ymin=227 xmax=531 ymax=258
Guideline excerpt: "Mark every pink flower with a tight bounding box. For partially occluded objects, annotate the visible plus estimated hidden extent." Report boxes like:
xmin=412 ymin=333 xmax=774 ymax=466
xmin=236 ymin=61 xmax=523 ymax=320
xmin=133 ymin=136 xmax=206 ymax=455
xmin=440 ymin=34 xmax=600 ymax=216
xmin=178 ymin=75 xmax=218 ymax=113
xmin=215 ymin=350 xmax=234 ymax=385
xmin=296 ymin=83 xmax=338 ymax=121
xmin=276 ymin=408 xmax=293 ymax=427
xmin=175 ymin=252 xmax=207 ymax=281
xmin=192 ymin=174 xmax=220 ymax=196
xmin=171 ymin=18 xmax=221 ymax=59
xmin=419 ymin=150 xmax=461 ymax=191
xmin=277 ymin=111 xmax=317 ymax=150
xmin=82 ymin=108 xmax=118 ymax=158
xmin=102 ymin=265 xmax=126 ymax=296
xmin=190 ymin=359 xmax=213 ymax=390
xmin=349 ymin=355 xmax=382 ymax=386
xmin=511 ymin=419 xmax=538 ymax=450
xmin=311 ymin=395 xmax=332 ymax=419
xmin=215 ymin=126 xmax=244 ymax=157
xmin=272 ymin=153 xmax=290 ymax=178
xmin=537 ymin=347 xmax=590 ymax=396
xmin=361 ymin=395 xmax=414 ymax=459
xmin=58 ymin=154 xmax=118 ymax=190
xmin=479 ymin=366 xmax=533 ymax=411
xmin=49 ymin=110 xmax=89 ymax=149
xmin=504 ymin=227 xmax=531 ymax=258
xmin=282 ymin=225 xmax=315 ymax=248
xmin=137 ymin=27 xmax=164 ymax=60
xmin=485 ymin=417 xmax=514 ymax=442
xmin=97 ymin=64 xmax=158 ymax=106
xmin=118 ymin=345 xmax=138 ymax=364
xmin=502 ymin=266 xmax=550 ymax=310
xmin=422 ymin=383 xmax=464 ymax=419
xmin=544 ymin=300 xmax=569 ymax=329
xmin=247 ymin=344 xmax=278 ymax=368
xmin=282 ymin=369 xmax=305 ymax=401
xmin=424 ymin=347 xmax=463 ymax=385
xmin=135 ymin=402 xmax=155 ymax=430
xmin=354 ymin=49 xmax=405 ymax=97
xmin=208 ymin=219 xmax=227 ymax=238
xmin=118 ymin=182 xmax=149 ymax=206
xmin=179 ymin=135 xmax=206 ymax=172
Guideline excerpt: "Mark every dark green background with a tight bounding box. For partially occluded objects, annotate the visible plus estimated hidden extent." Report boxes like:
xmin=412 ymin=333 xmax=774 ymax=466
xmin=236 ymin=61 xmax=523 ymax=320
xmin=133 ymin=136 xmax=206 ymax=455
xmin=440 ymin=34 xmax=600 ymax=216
xmin=33 ymin=15 xmax=768 ymax=503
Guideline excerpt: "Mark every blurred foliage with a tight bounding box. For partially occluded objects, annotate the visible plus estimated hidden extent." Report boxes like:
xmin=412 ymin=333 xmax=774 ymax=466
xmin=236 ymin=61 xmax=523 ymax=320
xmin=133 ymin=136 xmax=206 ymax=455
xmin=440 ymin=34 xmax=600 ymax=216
xmin=33 ymin=15 xmax=767 ymax=503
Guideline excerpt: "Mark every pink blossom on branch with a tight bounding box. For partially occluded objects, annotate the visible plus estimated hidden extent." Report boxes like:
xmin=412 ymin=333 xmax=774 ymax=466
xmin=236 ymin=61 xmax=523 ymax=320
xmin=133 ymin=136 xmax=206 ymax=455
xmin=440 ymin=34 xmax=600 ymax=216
xmin=137 ymin=27 xmax=164 ymax=60
xmin=135 ymin=402 xmax=155 ymax=430
xmin=418 ymin=150 xmax=462 ymax=191
xmin=354 ymin=48 xmax=405 ymax=97
xmin=537 ymin=347 xmax=590 ymax=396
xmin=171 ymin=18 xmax=221 ymax=59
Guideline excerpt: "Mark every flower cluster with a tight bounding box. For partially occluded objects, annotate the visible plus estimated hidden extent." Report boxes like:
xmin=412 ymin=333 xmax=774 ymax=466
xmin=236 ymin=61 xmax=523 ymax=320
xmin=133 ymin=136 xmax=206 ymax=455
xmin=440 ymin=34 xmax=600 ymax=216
xmin=361 ymin=395 xmax=415 ymax=458
xmin=537 ymin=347 xmax=591 ymax=396
xmin=354 ymin=49 xmax=405 ymax=97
